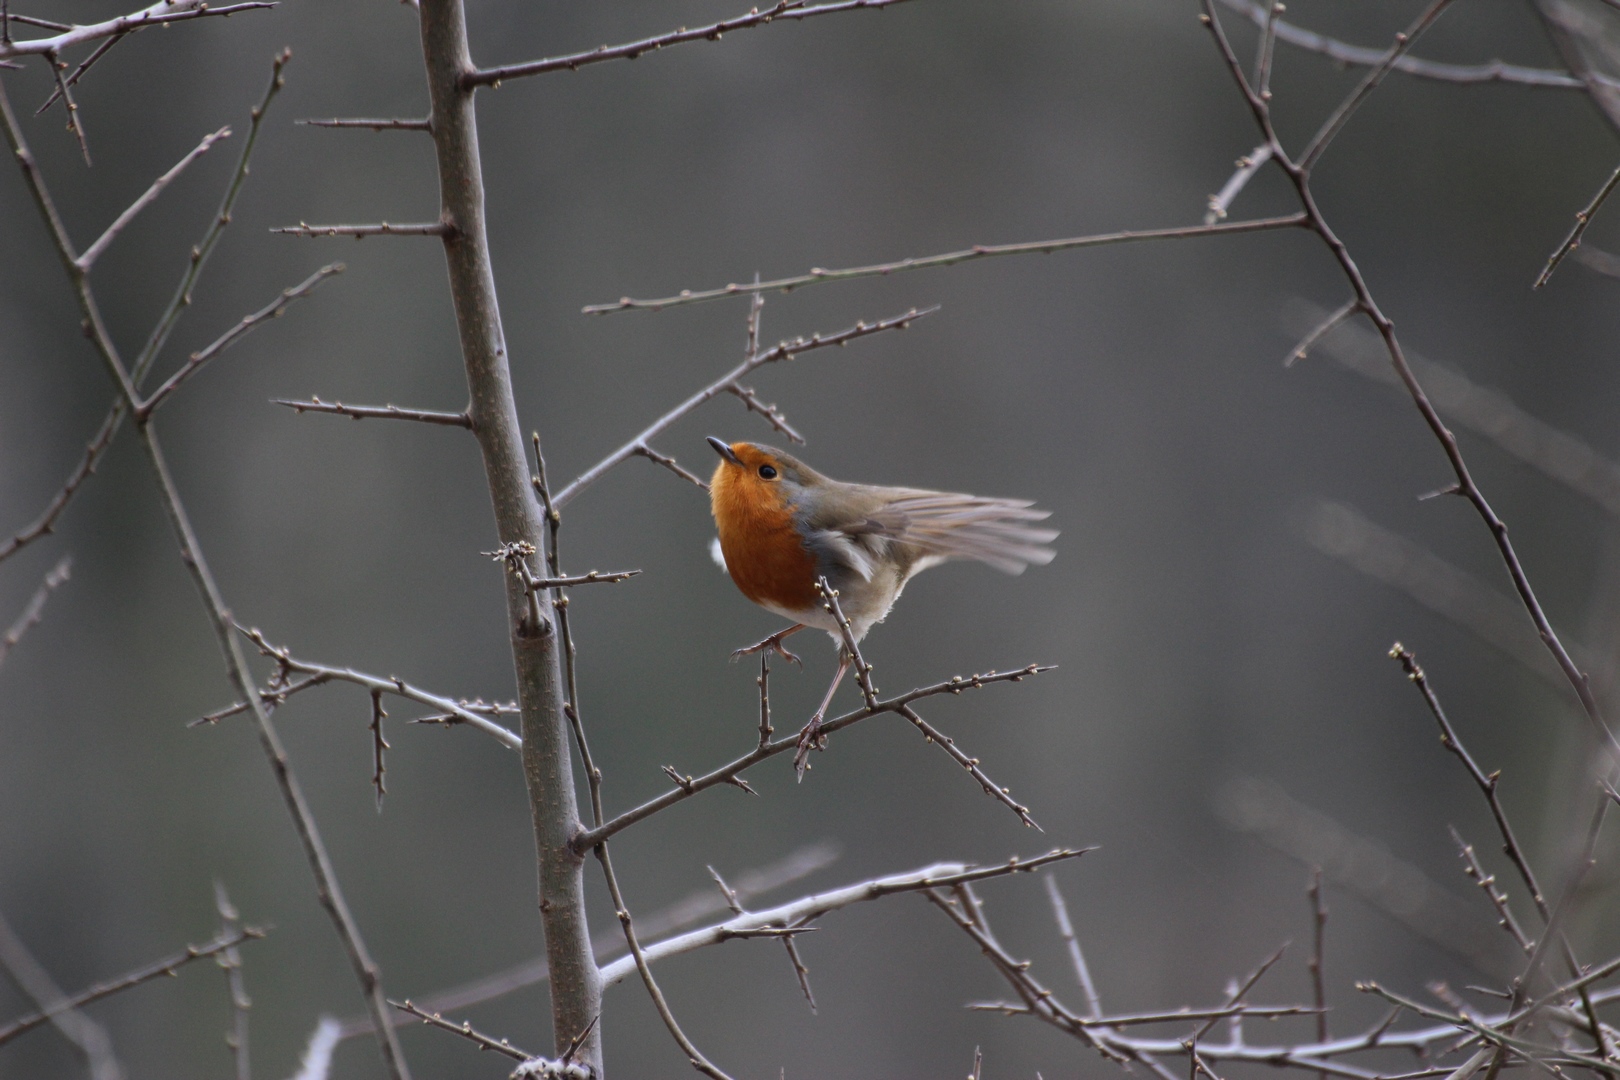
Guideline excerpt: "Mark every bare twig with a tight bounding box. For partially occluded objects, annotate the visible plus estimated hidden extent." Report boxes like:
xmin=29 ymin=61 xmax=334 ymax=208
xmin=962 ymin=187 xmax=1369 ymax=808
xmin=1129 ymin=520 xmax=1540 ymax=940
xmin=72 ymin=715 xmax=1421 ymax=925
xmin=1298 ymin=0 xmax=1458 ymax=170
xmin=628 ymin=444 xmax=708 ymax=491
xmin=332 ymin=842 xmax=839 ymax=1041
xmin=594 ymin=839 xmax=737 ymax=1079
xmin=214 ymin=882 xmax=251 ymax=1080
xmin=572 ymin=665 xmax=1050 ymax=852
xmin=136 ymin=52 xmax=286 ymax=382
xmin=0 ymin=926 xmax=264 ymax=1046
xmin=583 ymin=214 xmax=1308 ymax=313
xmin=0 ymin=906 xmax=123 ymax=1080
xmin=1213 ymin=0 xmax=1585 ymax=88
xmin=369 ymin=690 xmax=389 ymax=810
xmin=1535 ymin=158 xmax=1620 ymax=288
xmin=1389 ymin=645 xmax=1548 ymax=919
xmin=298 ymin=116 xmax=430 ymax=131
xmin=78 ymin=126 xmax=231 ymax=270
xmin=1201 ymin=1 xmax=1619 ymax=761
xmin=553 ymin=306 xmax=936 ymax=508
xmin=0 ymin=554 xmax=70 ymax=667
xmin=206 ymin=626 xmax=523 ymax=749
xmin=467 ymin=0 xmax=911 ymax=87
xmin=1206 ymin=143 xmax=1273 ymax=225
xmin=1043 ymin=873 xmax=1102 ymax=1019
xmin=271 ymin=221 xmax=450 ymax=238
xmin=1286 ymin=300 xmax=1361 ymax=367
xmin=388 ymin=1000 xmax=531 ymax=1061
xmin=140 ymin=264 xmax=344 ymax=417
xmin=274 ymin=398 xmax=472 ymax=427
xmin=36 ymin=32 xmax=127 ymax=113
xmin=597 ymin=850 xmax=1087 ymax=987
xmin=895 ymin=702 xmax=1042 ymax=829
xmin=1308 ymin=868 xmax=1330 ymax=1076
xmin=1449 ymin=828 xmax=1534 ymax=955
xmin=0 ymin=0 xmax=275 ymax=58
xmin=816 ymin=579 xmax=877 ymax=707
xmin=43 ymin=50 xmax=89 ymax=163
xmin=0 ymin=47 xmax=285 ymax=568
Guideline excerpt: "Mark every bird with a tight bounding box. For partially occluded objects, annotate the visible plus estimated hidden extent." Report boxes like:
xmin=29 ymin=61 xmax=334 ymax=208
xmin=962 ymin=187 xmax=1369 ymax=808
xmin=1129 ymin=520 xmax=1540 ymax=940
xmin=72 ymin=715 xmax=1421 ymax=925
xmin=706 ymin=436 xmax=1055 ymax=774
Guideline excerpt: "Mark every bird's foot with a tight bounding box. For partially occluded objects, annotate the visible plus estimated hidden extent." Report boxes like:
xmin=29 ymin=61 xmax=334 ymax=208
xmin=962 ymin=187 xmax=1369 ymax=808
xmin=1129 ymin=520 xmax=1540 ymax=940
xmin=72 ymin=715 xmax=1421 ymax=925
xmin=732 ymin=626 xmax=804 ymax=668
xmin=792 ymin=713 xmax=829 ymax=783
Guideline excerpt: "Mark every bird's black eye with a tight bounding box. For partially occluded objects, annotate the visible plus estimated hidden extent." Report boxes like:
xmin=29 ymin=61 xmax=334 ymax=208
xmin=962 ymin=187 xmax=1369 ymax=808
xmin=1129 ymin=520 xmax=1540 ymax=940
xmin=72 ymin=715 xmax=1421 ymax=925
xmin=758 ymin=464 xmax=778 ymax=480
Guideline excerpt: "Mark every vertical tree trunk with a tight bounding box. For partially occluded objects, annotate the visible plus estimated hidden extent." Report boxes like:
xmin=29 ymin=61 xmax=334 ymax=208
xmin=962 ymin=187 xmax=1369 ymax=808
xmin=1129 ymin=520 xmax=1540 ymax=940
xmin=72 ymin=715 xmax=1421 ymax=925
xmin=416 ymin=1 xmax=604 ymax=1070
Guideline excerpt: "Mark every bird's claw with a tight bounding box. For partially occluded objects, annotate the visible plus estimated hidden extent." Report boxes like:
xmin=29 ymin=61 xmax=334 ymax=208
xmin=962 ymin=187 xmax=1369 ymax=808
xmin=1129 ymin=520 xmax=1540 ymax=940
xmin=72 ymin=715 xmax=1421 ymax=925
xmin=792 ymin=714 xmax=828 ymax=782
xmin=732 ymin=632 xmax=803 ymax=668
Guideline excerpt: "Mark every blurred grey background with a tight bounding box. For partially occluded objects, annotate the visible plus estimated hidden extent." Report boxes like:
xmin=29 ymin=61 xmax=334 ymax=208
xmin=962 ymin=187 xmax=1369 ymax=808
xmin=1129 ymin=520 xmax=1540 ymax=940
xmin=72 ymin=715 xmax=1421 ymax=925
xmin=3 ymin=0 xmax=1620 ymax=1076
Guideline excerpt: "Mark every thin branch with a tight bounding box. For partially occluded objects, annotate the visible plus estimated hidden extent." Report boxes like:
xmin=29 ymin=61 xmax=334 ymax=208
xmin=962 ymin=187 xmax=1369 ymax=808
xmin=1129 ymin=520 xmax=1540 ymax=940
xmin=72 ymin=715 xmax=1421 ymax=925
xmin=467 ymin=0 xmax=911 ymax=88
xmin=583 ymin=214 xmax=1308 ymax=313
xmin=1043 ymin=873 xmax=1102 ymax=1019
xmin=527 ymin=570 xmax=641 ymax=589
xmin=214 ymin=882 xmax=251 ymax=1080
xmin=816 ymin=578 xmax=878 ymax=707
xmin=273 ymin=398 xmax=472 ymax=427
xmin=0 ymin=926 xmax=264 ymax=1046
xmin=571 ymin=664 xmax=1050 ymax=852
xmin=0 ymin=0 xmax=274 ymax=57
xmin=77 ymin=125 xmax=231 ymax=271
xmin=1298 ymin=0 xmax=1457 ymax=171
xmin=139 ymin=263 xmax=344 ymax=417
xmin=1213 ymin=0 xmax=1585 ymax=88
xmin=594 ymin=839 xmax=736 ymax=1079
xmin=0 ymin=412 xmax=118 ymax=563
xmin=1534 ymin=157 xmax=1620 ymax=289
xmin=0 ymin=905 xmax=123 ymax=1080
xmin=597 ymin=850 xmax=1087 ymax=987
xmin=1308 ymin=868 xmax=1330 ymax=1080
xmin=297 ymin=116 xmax=431 ymax=131
xmin=369 ymin=690 xmax=389 ymax=810
xmin=895 ymin=702 xmax=1041 ymax=829
xmin=4 ymin=13 xmax=69 ymax=32
xmin=1285 ymin=299 xmax=1361 ymax=367
xmin=1389 ymin=644 xmax=1548 ymax=919
xmin=332 ymin=842 xmax=839 ymax=1041
xmin=206 ymin=626 xmax=524 ymax=749
xmin=553 ymin=305 xmax=936 ymax=509
xmin=44 ymin=49 xmax=89 ymax=164
xmin=1202 ymin=1 xmax=1620 ymax=763
xmin=0 ymin=554 xmax=70 ymax=667
xmin=724 ymin=383 xmax=803 ymax=443
xmin=1205 ymin=143 xmax=1273 ymax=225
xmin=1449 ymin=827 xmax=1534 ymax=956
xmin=0 ymin=49 xmax=286 ymax=567
xmin=387 ymin=1000 xmax=530 ymax=1061
xmin=271 ymin=221 xmax=450 ymax=238
xmin=633 ymin=444 xmax=709 ymax=491
xmin=1256 ymin=1 xmax=1282 ymax=99
xmin=136 ymin=50 xmax=287 ymax=383
xmin=36 ymin=32 xmax=126 ymax=113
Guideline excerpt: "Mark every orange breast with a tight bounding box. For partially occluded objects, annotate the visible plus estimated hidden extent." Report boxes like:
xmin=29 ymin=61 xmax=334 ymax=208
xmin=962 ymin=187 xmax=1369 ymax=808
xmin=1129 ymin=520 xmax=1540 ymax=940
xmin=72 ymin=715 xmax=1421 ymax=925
xmin=711 ymin=467 xmax=819 ymax=614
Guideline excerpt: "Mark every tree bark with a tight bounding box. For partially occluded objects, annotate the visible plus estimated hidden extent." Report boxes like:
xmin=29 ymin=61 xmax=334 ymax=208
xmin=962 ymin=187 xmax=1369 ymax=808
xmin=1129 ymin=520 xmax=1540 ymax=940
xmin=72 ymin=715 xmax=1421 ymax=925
xmin=417 ymin=1 xmax=604 ymax=1070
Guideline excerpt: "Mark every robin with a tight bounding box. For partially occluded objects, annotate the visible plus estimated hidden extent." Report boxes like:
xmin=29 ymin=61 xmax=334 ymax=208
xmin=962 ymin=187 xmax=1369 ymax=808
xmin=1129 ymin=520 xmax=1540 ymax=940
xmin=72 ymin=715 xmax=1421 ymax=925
xmin=706 ymin=436 xmax=1055 ymax=771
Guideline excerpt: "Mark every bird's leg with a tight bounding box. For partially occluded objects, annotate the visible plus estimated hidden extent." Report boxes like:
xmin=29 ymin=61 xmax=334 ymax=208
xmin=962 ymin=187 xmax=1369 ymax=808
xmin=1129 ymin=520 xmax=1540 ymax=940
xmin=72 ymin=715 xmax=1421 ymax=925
xmin=732 ymin=623 xmax=806 ymax=668
xmin=793 ymin=647 xmax=851 ymax=782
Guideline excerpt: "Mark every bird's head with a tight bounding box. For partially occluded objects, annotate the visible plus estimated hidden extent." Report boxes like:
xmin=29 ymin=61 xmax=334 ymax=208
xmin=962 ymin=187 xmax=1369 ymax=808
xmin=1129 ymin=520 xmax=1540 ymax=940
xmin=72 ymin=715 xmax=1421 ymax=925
xmin=707 ymin=436 xmax=825 ymax=515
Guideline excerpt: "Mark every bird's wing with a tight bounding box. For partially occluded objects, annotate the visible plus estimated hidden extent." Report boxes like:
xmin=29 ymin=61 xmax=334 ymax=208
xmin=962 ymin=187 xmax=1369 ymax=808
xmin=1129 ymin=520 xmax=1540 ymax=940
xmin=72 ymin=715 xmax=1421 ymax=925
xmin=812 ymin=487 xmax=1057 ymax=576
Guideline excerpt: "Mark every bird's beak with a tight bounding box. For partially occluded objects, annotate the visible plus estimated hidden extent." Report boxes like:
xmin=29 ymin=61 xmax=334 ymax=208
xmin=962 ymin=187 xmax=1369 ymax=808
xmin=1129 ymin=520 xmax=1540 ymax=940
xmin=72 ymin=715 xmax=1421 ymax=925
xmin=707 ymin=436 xmax=744 ymax=467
